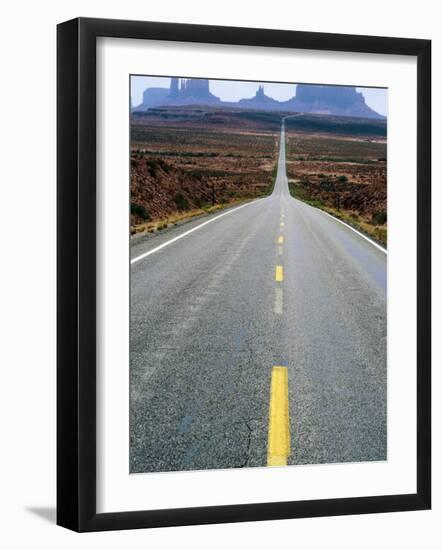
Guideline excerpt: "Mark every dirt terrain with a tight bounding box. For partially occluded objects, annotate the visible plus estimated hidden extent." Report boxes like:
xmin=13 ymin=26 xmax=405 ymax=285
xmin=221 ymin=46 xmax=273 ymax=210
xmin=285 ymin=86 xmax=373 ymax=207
xmin=130 ymin=107 xmax=387 ymax=243
xmin=130 ymin=113 xmax=279 ymax=232
xmin=285 ymin=132 xmax=387 ymax=244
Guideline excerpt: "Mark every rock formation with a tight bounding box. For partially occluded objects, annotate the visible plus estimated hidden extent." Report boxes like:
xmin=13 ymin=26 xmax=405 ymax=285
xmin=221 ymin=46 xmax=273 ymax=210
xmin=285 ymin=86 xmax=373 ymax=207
xmin=285 ymin=85 xmax=383 ymax=119
xmin=133 ymin=78 xmax=219 ymax=111
xmin=133 ymin=87 xmax=169 ymax=111
xmin=132 ymin=80 xmax=385 ymax=119
xmin=238 ymin=85 xmax=281 ymax=110
xmin=170 ymin=77 xmax=179 ymax=98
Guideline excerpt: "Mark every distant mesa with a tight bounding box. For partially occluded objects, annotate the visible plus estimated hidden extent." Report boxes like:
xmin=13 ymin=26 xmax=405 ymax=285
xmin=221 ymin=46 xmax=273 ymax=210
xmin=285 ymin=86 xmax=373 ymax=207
xmin=289 ymin=85 xmax=382 ymax=119
xmin=238 ymin=85 xmax=281 ymax=110
xmin=132 ymin=79 xmax=384 ymax=120
xmin=170 ymin=77 xmax=220 ymax=104
xmin=133 ymin=78 xmax=219 ymax=111
xmin=136 ymin=87 xmax=169 ymax=109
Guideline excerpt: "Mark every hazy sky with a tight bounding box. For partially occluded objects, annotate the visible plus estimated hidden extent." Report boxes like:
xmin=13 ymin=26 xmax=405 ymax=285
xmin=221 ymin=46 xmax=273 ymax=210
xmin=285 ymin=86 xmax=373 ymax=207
xmin=130 ymin=76 xmax=388 ymax=116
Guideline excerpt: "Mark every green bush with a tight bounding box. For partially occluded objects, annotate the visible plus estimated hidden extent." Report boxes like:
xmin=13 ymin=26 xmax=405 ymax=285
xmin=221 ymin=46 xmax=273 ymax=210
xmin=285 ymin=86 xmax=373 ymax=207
xmin=173 ymin=193 xmax=189 ymax=210
xmin=130 ymin=202 xmax=150 ymax=220
xmin=372 ymin=211 xmax=387 ymax=225
xmin=338 ymin=175 xmax=348 ymax=183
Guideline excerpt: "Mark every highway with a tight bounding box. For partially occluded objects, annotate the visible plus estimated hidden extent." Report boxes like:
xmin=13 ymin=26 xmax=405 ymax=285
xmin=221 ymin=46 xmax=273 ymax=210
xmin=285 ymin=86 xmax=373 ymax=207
xmin=130 ymin=121 xmax=387 ymax=473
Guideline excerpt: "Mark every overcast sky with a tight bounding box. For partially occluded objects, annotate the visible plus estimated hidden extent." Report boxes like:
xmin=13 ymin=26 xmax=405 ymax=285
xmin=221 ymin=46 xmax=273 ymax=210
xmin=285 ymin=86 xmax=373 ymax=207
xmin=130 ymin=76 xmax=388 ymax=117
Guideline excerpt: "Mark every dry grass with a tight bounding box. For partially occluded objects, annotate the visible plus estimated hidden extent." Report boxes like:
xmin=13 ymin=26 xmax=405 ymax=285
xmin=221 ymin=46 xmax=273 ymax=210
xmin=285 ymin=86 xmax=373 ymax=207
xmin=130 ymin=119 xmax=279 ymax=226
xmin=289 ymin=182 xmax=387 ymax=246
xmin=130 ymin=196 xmax=259 ymax=236
xmin=286 ymin=130 xmax=387 ymax=246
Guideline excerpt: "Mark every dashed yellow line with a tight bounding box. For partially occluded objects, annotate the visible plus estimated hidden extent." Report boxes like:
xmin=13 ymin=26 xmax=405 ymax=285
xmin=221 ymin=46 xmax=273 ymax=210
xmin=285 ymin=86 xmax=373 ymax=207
xmin=275 ymin=265 xmax=284 ymax=282
xmin=267 ymin=366 xmax=290 ymax=466
xmin=278 ymin=235 xmax=284 ymax=244
xmin=280 ymin=222 xmax=285 ymax=228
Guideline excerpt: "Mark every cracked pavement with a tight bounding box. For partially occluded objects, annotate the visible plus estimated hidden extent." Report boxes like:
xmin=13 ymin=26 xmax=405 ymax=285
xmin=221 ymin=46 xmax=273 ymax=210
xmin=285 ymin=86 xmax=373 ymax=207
xmin=129 ymin=122 xmax=387 ymax=473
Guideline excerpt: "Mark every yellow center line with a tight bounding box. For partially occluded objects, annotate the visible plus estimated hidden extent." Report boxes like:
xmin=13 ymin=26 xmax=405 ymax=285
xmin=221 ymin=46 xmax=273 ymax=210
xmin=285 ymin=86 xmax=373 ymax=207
xmin=278 ymin=235 xmax=284 ymax=244
xmin=267 ymin=366 xmax=290 ymax=466
xmin=275 ymin=265 xmax=284 ymax=282
xmin=280 ymin=222 xmax=285 ymax=228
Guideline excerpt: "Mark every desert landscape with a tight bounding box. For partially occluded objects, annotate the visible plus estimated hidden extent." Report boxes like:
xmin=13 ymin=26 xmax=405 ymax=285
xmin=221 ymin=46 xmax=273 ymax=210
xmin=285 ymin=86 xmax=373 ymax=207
xmin=130 ymin=106 xmax=387 ymax=244
xmin=130 ymin=79 xmax=388 ymax=475
xmin=130 ymin=108 xmax=281 ymax=234
xmin=284 ymin=116 xmax=387 ymax=244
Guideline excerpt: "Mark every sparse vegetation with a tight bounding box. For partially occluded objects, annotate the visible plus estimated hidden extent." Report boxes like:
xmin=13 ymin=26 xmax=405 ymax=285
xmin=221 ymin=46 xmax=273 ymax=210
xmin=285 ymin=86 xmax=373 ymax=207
xmin=173 ymin=193 xmax=189 ymax=210
xmin=285 ymin=129 xmax=387 ymax=246
xmin=284 ymin=113 xmax=386 ymax=137
xmin=289 ymin=182 xmax=387 ymax=246
xmin=130 ymin=202 xmax=150 ymax=220
xmin=131 ymin=113 xmax=279 ymax=229
xmin=372 ymin=211 xmax=387 ymax=225
xmin=130 ymin=107 xmax=387 ymax=246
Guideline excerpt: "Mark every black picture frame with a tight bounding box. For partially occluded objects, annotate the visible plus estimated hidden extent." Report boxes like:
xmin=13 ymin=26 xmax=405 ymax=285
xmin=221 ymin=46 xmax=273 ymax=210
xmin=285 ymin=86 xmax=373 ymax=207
xmin=57 ymin=17 xmax=431 ymax=532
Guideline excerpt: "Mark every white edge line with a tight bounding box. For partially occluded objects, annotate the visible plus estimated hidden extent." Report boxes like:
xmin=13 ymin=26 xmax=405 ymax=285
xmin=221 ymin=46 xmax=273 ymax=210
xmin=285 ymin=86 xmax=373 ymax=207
xmin=131 ymin=198 xmax=265 ymax=264
xmin=319 ymin=208 xmax=387 ymax=254
xmin=295 ymin=198 xmax=387 ymax=255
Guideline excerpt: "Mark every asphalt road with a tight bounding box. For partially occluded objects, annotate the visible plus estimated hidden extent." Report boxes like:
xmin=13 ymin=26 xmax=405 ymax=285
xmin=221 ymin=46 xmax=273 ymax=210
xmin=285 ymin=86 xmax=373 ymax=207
xmin=130 ymin=121 xmax=387 ymax=473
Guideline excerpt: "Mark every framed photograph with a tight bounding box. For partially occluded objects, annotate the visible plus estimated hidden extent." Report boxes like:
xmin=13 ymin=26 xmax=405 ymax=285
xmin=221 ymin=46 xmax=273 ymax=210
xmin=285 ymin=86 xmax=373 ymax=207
xmin=57 ymin=17 xmax=431 ymax=531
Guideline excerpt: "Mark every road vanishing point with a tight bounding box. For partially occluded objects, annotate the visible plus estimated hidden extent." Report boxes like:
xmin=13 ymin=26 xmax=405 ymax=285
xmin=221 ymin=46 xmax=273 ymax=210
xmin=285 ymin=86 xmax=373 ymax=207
xmin=130 ymin=121 xmax=387 ymax=473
